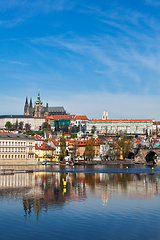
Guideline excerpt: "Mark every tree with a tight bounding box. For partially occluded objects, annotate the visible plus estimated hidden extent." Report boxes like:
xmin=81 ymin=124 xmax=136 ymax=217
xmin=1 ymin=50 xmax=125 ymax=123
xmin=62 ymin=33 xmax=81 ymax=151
xmin=117 ymin=133 xmax=133 ymax=159
xmin=42 ymin=122 xmax=51 ymax=131
xmin=62 ymin=124 xmax=68 ymax=133
xmin=59 ymin=133 xmax=67 ymax=161
xmin=91 ymin=125 xmax=96 ymax=134
xmin=5 ymin=121 xmax=13 ymax=131
xmin=13 ymin=120 xmax=18 ymax=130
xmin=70 ymin=141 xmax=77 ymax=159
xmin=25 ymin=123 xmax=31 ymax=131
xmin=18 ymin=121 xmax=24 ymax=130
xmin=85 ymin=138 xmax=96 ymax=160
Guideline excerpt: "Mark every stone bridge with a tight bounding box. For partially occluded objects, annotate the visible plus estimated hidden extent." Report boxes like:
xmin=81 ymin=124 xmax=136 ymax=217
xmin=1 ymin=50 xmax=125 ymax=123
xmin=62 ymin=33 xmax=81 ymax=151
xmin=134 ymin=148 xmax=160 ymax=164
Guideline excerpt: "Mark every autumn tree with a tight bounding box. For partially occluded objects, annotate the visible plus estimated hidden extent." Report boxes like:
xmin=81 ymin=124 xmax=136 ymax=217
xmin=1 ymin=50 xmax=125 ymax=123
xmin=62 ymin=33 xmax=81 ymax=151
xmin=117 ymin=133 xmax=133 ymax=159
xmin=70 ymin=141 xmax=77 ymax=159
xmin=85 ymin=138 xmax=96 ymax=160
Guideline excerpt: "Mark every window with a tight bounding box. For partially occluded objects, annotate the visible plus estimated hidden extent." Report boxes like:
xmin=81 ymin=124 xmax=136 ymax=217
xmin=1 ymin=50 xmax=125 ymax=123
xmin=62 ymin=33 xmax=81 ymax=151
xmin=15 ymin=142 xmax=17 ymax=146
xmin=15 ymin=148 xmax=17 ymax=152
xmin=18 ymin=155 xmax=20 ymax=158
xmin=5 ymin=155 xmax=7 ymax=158
xmin=12 ymin=155 xmax=13 ymax=158
xmin=18 ymin=142 xmax=20 ymax=146
xmin=2 ymin=142 xmax=4 ymax=146
xmin=0 ymin=142 xmax=1 ymax=146
xmin=6 ymin=142 xmax=7 ymax=146
xmin=23 ymin=155 xmax=25 ymax=158
xmin=8 ymin=155 xmax=10 ymax=158
xmin=15 ymin=155 xmax=17 ymax=158
xmin=2 ymin=148 xmax=4 ymax=152
xmin=12 ymin=142 xmax=14 ymax=146
xmin=2 ymin=155 xmax=4 ymax=158
xmin=9 ymin=142 xmax=11 ymax=146
xmin=21 ymin=155 xmax=22 ymax=158
xmin=21 ymin=142 xmax=23 ymax=146
xmin=5 ymin=148 xmax=7 ymax=152
xmin=12 ymin=148 xmax=14 ymax=152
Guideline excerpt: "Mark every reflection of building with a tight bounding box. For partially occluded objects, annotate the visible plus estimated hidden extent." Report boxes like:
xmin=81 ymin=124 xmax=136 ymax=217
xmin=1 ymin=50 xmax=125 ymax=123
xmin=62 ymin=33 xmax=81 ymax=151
xmin=0 ymin=133 xmax=36 ymax=164
xmin=0 ymin=172 xmax=160 ymax=219
xmin=0 ymin=172 xmax=35 ymax=190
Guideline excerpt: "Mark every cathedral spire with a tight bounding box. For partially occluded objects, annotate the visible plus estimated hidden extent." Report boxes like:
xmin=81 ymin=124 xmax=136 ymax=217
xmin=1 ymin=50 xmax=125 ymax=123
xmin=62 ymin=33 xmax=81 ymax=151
xmin=30 ymin=98 xmax=33 ymax=108
xmin=25 ymin=96 xmax=28 ymax=105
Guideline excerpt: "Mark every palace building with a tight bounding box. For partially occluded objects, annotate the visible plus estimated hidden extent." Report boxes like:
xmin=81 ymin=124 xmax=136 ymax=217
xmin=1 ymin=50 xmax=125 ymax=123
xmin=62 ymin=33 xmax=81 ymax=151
xmin=24 ymin=92 xmax=66 ymax=117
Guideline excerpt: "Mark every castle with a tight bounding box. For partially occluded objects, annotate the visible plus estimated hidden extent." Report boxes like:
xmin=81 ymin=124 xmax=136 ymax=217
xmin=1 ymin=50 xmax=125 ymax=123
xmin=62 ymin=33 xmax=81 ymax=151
xmin=24 ymin=92 xmax=66 ymax=117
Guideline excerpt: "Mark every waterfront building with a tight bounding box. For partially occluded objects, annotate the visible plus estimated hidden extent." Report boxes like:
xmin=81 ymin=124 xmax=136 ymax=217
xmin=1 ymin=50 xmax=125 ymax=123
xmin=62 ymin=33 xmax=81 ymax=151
xmin=87 ymin=119 xmax=153 ymax=135
xmin=24 ymin=92 xmax=66 ymax=117
xmin=0 ymin=133 xmax=35 ymax=164
xmin=35 ymin=141 xmax=57 ymax=162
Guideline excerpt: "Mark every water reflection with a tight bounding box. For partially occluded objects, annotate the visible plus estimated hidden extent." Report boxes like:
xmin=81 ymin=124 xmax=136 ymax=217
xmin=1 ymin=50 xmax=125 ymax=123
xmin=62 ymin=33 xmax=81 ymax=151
xmin=0 ymin=172 xmax=160 ymax=219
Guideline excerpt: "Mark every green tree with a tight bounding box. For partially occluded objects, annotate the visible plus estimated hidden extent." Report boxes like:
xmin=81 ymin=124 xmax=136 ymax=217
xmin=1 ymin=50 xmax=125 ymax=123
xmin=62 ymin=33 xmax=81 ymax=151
xmin=91 ymin=125 xmax=96 ymax=134
xmin=117 ymin=133 xmax=133 ymax=159
xmin=71 ymin=133 xmax=77 ymax=138
xmin=85 ymin=138 xmax=95 ymax=160
xmin=5 ymin=121 xmax=13 ymax=131
xmin=59 ymin=133 xmax=67 ymax=161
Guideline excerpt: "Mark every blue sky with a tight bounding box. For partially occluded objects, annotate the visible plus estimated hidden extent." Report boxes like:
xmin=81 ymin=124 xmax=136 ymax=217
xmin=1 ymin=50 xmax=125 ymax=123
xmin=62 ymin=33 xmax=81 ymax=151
xmin=0 ymin=0 xmax=160 ymax=119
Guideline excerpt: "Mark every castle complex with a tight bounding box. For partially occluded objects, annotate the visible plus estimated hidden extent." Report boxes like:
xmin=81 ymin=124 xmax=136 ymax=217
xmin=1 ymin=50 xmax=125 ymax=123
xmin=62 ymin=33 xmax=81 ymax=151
xmin=24 ymin=92 xmax=66 ymax=117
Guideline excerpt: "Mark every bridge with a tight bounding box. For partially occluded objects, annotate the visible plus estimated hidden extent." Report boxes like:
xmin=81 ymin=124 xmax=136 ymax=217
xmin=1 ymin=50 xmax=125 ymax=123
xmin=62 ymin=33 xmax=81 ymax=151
xmin=134 ymin=148 xmax=160 ymax=164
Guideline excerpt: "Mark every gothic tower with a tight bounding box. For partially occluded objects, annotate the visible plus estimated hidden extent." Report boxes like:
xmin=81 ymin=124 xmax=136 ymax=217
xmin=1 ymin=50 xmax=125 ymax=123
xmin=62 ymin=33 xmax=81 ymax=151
xmin=24 ymin=97 xmax=29 ymax=115
xmin=34 ymin=91 xmax=43 ymax=117
xmin=29 ymin=98 xmax=33 ymax=108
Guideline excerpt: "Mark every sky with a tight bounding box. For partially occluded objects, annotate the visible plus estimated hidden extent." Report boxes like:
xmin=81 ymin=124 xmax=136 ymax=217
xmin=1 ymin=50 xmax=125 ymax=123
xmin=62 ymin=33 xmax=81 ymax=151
xmin=0 ymin=0 xmax=160 ymax=119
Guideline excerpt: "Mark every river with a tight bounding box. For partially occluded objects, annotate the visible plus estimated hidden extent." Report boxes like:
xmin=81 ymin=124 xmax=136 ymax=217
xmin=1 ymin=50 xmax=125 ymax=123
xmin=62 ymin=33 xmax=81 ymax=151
xmin=0 ymin=165 xmax=160 ymax=239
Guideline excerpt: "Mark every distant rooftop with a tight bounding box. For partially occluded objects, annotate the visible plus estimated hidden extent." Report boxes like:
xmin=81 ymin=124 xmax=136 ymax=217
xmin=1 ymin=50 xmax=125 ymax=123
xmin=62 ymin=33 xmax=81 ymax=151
xmin=0 ymin=115 xmax=34 ymax=119
xmin=0 ymin=133 xmax=34 ymax=140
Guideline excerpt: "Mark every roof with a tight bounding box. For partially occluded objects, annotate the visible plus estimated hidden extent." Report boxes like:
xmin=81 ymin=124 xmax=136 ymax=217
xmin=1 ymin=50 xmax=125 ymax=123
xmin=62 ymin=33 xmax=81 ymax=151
xmin=75 ymin=115 xmax=88 ymax=120
xmin=0 ymin=115 xmax=34 ymax=119
xmin=35 ymin=141 xmax=55 ymax=150
xmin=42 ymin=107 xmax=66 ymax=113
xmin=0 ymin=133 xmax=34 ymax=140
xmin=90 ymin=119 xmax=153 ymax=123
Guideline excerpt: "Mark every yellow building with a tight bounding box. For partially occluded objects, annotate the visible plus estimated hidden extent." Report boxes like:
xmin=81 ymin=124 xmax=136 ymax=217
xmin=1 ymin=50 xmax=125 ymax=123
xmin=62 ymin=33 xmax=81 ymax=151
xmin=35 ymin=141 xmax=58 ymax=162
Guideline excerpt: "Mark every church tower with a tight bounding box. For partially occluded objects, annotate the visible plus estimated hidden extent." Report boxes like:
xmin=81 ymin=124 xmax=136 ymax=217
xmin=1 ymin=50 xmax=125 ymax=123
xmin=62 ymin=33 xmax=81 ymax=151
xmin=102 ymin=110 xmax=108 ymax=120
xmin=24 ymin=97 xmax=29 ymax=115
xmin=34 ymin=91 xmax=43 ymax=117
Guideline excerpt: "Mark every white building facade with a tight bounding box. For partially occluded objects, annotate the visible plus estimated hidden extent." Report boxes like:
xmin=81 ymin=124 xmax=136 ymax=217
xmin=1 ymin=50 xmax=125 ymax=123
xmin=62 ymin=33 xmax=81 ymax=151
xmin=87 ymin=119 xmax=153 ymax=135
xmin=0 ymin=133 xmax=35 ymax=164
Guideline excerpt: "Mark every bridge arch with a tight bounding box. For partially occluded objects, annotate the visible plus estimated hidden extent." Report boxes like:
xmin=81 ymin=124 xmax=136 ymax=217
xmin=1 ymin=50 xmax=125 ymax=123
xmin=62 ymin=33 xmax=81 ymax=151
xmin=145 ymin=151 xmax=157 ymax=164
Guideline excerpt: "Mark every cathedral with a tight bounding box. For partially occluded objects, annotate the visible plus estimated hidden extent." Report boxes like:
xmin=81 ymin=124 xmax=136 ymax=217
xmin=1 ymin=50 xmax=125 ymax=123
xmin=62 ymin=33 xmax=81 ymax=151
xmin=24 ymin=92 xmax=66 ymax=117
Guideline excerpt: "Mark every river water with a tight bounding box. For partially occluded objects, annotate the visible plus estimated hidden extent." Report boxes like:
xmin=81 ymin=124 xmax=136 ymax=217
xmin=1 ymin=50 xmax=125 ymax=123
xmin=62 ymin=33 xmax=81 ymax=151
xmin=0 ymin=165 xmax=160 ymax=240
